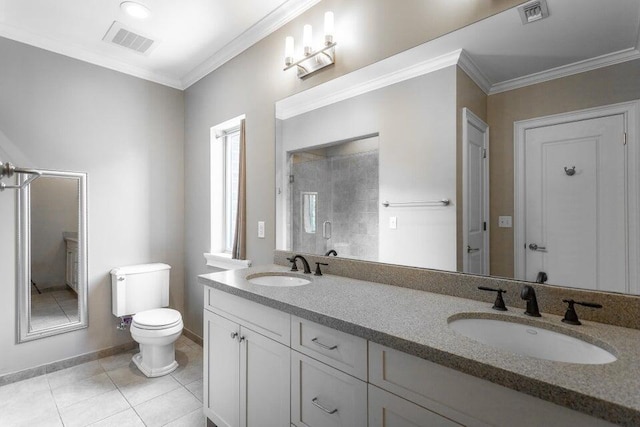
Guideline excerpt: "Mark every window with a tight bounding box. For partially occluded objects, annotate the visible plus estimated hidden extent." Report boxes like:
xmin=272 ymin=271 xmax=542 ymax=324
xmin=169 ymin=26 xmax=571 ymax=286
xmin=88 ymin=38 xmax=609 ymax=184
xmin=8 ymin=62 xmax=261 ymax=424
xmin=206 ymin=115 xmax=251 ymax=269
xmin=223 ymin=127 xmax=240 ymax=252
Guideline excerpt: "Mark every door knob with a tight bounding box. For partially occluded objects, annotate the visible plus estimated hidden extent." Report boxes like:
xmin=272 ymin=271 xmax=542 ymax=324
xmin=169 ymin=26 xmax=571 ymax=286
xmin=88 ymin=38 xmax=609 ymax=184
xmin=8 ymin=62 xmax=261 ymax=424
xmin=467 ymin=245 xmax=480 ymax=253
xmin=528 ymin=243 xmax=547 ymax=252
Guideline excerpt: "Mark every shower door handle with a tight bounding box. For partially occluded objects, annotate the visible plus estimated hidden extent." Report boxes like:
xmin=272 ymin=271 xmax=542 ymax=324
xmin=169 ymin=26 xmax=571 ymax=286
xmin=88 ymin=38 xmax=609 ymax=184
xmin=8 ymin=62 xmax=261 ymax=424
xmin=322 ymin=221 xmax=332 ymax=239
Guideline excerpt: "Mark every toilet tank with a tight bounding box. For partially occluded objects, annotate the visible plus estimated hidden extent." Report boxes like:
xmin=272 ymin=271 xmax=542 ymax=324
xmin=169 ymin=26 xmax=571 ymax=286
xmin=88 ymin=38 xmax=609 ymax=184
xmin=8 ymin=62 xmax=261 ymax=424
xmin=111 ymin=263 xmax=171 ymax=317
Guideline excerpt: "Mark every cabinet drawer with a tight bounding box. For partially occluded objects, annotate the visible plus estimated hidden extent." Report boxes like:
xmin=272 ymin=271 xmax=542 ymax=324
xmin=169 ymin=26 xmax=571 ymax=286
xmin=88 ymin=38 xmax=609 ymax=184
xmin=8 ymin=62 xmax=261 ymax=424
xmin=369 ymin=343 xmax=614 ymax=427
xmin=368 ymin=384 xmax=462 ymax=427
xmin=291 ymin=316 xmax=367 ymax=380
xmin=204 ymin=288 xmax=290 ymax=345
xmin=291 ymin=351 xmax=367 ymax=427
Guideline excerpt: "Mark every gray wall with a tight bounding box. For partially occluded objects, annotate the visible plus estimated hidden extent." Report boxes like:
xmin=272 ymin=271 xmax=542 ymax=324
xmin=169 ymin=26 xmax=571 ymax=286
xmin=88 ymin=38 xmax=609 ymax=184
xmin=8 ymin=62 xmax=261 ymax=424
xmin=183 ymin=0 xmax=524 ymax=336
xmin=0 ymin=37 xmax=185 ymax=375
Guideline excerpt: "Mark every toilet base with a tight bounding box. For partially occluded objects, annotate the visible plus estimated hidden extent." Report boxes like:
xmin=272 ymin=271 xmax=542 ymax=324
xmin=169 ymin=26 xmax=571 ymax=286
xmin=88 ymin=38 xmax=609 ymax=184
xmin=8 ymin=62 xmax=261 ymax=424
xmin=132 ymin=348 xmax=178 ymax=377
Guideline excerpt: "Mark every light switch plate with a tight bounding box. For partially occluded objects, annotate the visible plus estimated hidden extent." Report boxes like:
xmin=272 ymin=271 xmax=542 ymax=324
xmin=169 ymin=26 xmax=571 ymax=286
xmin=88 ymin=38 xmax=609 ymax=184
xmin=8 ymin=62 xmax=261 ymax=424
xmin=258 ymin=221 xmax=265 ymax=238
xmin=498 ymin=216 xmax=512 ymax=228
xmin=389 ymin=216 xmax=397 ymax=229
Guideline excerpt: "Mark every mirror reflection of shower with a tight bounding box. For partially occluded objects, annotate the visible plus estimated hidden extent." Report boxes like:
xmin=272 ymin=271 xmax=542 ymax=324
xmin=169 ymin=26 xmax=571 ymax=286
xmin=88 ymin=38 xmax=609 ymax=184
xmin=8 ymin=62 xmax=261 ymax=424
xmin=289 ymin=136 xmax=379 ymax=261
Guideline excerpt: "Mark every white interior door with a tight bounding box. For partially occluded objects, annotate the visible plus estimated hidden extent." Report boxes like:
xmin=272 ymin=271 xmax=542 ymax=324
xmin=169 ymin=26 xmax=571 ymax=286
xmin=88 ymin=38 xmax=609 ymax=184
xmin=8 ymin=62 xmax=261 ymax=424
xmin=462 ymin=108 xmax=489 ymax=275
xmin=523 ymin=114 xmax=627 ymax=292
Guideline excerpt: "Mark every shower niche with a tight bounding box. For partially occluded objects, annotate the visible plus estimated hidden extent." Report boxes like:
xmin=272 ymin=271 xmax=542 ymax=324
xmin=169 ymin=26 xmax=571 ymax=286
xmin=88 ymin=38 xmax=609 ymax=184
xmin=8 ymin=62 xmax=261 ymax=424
xmin=288 ymin=136 xmax=379 ymax=261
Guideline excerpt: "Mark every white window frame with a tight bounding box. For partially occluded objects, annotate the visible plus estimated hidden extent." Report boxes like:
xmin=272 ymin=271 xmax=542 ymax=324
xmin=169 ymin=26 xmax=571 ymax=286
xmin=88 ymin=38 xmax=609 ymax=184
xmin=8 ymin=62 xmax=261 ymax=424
xmin=205 ymin=114 xmax=251 ymax=270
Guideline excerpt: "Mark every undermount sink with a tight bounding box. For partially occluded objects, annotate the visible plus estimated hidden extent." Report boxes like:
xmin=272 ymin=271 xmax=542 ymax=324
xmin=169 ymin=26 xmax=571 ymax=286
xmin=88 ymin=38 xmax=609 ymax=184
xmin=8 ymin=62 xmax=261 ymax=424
xmin=246 ymin=273 xmax=311 ymax=287
xmin=448 ymin=317 xmax=617 ymax=365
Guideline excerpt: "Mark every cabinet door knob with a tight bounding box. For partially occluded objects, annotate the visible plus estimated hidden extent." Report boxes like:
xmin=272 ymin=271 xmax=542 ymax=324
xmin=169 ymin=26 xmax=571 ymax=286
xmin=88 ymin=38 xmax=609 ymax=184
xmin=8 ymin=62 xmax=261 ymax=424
xmin=238 ymin=336 xmax=246 ymax=343
xmin=230 ymin=332 xmax=238 ymax=339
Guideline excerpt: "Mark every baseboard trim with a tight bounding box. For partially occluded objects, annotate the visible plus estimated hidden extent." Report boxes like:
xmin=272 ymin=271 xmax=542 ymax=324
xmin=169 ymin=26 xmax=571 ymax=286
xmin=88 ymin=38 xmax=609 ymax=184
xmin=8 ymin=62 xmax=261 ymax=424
xmin=0 ymin=341 xmax=137 ymax=387
xmin=182 ymin=327 xmax=203 ymax=347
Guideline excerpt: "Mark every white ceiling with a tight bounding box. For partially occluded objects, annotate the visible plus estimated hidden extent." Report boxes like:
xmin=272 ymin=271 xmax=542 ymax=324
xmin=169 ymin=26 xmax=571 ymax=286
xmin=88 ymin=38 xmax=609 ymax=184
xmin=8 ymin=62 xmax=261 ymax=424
xmin=0 ymin=0 xmax=638 ymax=92
xmin=0 ymin=0 xmax=320 ymax=89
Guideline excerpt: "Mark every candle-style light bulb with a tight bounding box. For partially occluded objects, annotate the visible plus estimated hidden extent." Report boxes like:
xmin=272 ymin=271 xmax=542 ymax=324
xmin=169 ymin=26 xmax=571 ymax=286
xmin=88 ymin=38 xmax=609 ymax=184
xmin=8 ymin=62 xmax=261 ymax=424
xmin=303 ymin=24 xmax=313 ymax=56
xmin=324 ymin=11 xmax=334 ymax=45
xmin=284 ymin=36 xmax=294 ymax=66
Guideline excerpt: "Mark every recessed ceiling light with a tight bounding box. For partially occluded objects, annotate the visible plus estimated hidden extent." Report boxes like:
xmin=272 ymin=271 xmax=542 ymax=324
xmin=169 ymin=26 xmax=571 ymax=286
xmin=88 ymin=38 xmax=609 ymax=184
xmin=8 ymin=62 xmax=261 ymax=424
xmin=120 ymin=1 xmax=151 ymax=20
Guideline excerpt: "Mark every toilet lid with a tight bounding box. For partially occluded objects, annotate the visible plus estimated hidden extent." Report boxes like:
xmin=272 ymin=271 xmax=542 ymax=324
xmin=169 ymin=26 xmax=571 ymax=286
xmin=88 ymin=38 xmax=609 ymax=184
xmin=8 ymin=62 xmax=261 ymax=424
xmin=133 ymin=308 xmax=182 ymax=329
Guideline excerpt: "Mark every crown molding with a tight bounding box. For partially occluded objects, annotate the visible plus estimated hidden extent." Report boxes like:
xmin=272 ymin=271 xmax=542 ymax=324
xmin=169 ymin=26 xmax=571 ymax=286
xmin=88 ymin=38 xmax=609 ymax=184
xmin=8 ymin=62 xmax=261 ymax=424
xmin=0 ymin=23 xmax=183 ymax=89
xmin=181 ymin=0 xmax=321 ymax=89
xmin=457 ymin=50 xmax=491 ymax=94
xmin=489 ymin=47 xmax=640 ymax=95
xmin=276 ymin=49 xmax=464 ymax=120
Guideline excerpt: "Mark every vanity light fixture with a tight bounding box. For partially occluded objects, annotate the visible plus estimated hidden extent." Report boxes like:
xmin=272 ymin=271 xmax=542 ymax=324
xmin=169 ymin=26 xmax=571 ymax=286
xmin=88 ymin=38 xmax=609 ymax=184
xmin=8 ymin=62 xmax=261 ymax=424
xmin=120 ymin=1 xmax=151 ymax=20
xmin=284 ymin=11 xmax=336 ymax=78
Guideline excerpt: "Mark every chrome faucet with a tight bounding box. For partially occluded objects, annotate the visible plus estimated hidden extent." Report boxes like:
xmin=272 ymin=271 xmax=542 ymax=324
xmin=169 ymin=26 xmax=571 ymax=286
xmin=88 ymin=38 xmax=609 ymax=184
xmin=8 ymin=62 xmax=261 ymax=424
xmin=286 ymin=255 xmax=312 ymax=274
xmin=521 ymin=285 xmax=541 ymax=317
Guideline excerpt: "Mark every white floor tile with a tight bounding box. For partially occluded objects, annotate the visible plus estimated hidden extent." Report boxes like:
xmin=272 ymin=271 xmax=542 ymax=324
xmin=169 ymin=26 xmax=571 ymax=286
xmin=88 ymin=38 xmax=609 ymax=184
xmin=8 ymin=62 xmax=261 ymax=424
xmin=0 ymin=375 xmax=50 ymax=402
xmin=0 ymin=388 xmax=60 ymax=427
xmin=99 ymin=351 xmax=136 ymax=372
xmin=118 ymin=374 xmax=182 ymax=406
xmin=105 ymin=363 xmax=148 ymax=387
xmin=0 ymin=347 xmax=206 ymax=427
xmin=47 ymin=360 xmax=105 ymax=390
xmin=58 ymin=389 xmax=130 ymax=427
xmin=164 ymin=408 xmax=207 ymax=427
xmin=134 ymin=387 xmax=201 ymax=427
xmin=52 ymin=372 xmax=116 ymax=408
xmin=185 ymin=379 xmax=203 ymax=402
xmin=88 ymin=408 xmax=145 ymax=427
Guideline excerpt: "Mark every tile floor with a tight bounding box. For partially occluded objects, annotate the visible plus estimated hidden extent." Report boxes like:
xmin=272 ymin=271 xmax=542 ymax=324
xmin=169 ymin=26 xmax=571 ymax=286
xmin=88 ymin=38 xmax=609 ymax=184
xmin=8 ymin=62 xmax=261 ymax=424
xmin=0 ymin=335 xmax=205 ymax=427
xmin=31 ymin=287 xmax=79 ymax=330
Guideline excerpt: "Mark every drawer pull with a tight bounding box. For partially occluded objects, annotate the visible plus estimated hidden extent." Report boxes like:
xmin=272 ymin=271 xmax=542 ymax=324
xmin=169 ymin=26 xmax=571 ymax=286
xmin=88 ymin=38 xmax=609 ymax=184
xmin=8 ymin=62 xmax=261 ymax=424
xmin=311 ymin=337 xmax=338 ymax=350
xmin=311 ymin=397 xmax=338 ymax=414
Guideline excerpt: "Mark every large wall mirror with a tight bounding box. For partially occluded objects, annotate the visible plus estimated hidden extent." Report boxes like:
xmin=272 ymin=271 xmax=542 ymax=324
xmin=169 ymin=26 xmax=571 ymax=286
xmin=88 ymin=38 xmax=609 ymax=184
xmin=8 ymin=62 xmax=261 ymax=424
xmin=276 ymin=0 xmax=640 ymax=295
xmin=18 ymin=170 xmax=88 ymax=342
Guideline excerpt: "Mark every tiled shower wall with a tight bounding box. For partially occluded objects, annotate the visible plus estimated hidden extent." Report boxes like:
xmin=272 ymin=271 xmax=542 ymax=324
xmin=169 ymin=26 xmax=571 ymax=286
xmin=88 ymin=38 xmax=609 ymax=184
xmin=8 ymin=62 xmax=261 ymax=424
xmin=291 ymin=151 xmax=379 ymax=260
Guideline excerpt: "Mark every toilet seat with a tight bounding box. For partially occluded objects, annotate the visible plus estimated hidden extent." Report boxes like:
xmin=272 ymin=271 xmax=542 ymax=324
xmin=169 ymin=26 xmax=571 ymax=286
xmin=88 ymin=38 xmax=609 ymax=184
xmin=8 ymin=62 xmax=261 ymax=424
xmin=132 ymin=308 xmax=182 ymax=330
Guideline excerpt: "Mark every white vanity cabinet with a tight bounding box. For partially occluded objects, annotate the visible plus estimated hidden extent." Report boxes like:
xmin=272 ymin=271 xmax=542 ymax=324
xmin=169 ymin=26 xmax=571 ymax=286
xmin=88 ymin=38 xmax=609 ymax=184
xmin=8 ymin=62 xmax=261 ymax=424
xmin=203 ymin=286 xmax=614 ymax=427
xmin=64 ymin=237 xmax=78 ymax=292
xmin=204 ymin=289 xmax=290 ymax=427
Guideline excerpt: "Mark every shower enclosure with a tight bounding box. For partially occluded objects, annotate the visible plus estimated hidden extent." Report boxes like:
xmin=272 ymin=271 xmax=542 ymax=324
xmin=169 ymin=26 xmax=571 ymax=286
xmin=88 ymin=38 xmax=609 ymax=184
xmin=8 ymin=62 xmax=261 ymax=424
xmin=289 ymin=137 xmax=379 ymax=261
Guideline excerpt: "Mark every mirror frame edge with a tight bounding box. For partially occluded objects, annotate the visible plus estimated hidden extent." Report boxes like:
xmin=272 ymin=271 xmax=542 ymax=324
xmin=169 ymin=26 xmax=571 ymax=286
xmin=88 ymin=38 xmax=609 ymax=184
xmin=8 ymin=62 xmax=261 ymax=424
xmin=17 ymin=170 xmax=89 ymax=343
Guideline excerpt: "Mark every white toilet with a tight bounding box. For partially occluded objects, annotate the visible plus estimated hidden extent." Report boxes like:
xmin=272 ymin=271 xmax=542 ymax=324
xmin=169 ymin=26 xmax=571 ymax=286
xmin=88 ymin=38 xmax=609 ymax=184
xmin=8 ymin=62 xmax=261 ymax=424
xmin=111 ymin=263 xmax=183 ymax=377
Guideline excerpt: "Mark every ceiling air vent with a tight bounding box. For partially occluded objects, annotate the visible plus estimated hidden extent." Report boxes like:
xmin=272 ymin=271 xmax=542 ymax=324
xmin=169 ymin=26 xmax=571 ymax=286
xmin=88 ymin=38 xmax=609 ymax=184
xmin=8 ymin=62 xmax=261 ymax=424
xmin=518 ymin=0 xmax=549 ymax=25
xmin=103 ymin=21 xmax=156 ymax=55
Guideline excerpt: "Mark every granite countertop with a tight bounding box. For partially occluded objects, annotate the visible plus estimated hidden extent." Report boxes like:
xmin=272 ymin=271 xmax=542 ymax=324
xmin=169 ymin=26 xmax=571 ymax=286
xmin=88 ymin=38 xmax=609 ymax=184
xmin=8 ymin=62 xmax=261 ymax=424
xmin=198 ymin=265 xmax=640 ymax=426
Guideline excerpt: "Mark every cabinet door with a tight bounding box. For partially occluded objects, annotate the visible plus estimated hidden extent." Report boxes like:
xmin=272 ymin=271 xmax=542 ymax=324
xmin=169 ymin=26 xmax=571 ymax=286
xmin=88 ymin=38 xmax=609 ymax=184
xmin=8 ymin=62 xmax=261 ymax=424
xmin=368 ymin=384 xmax=462 ymax=427
xmin=204 ymin=310 xmax=241 ymax=427
xmin=240 ymin=327 xmax=290 ymax=427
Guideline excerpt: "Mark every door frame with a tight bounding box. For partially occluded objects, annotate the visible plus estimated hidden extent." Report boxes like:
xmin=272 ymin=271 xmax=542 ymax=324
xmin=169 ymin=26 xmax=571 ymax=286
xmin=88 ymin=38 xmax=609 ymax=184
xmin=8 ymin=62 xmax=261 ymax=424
xmin=513 ymin=100 xmax=640 ymax=293
xmin=462 ymin=108 xmax=490 ymax=274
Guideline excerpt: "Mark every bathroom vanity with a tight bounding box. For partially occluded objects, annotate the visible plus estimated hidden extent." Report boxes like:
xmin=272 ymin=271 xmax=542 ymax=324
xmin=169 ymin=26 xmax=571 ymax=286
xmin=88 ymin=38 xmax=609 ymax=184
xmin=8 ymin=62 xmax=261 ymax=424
xmin=200 ymin=265 xmax=640 ymax=427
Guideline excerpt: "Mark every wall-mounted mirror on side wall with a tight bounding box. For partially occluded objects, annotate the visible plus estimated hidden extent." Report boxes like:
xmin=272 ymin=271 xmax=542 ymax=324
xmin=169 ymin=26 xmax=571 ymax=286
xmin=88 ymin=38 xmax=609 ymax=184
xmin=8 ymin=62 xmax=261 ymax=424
xmin=17 ymin=170 xmax=88 ymax=342
xmin=275 ymin=0 xmax=640 ymax=296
